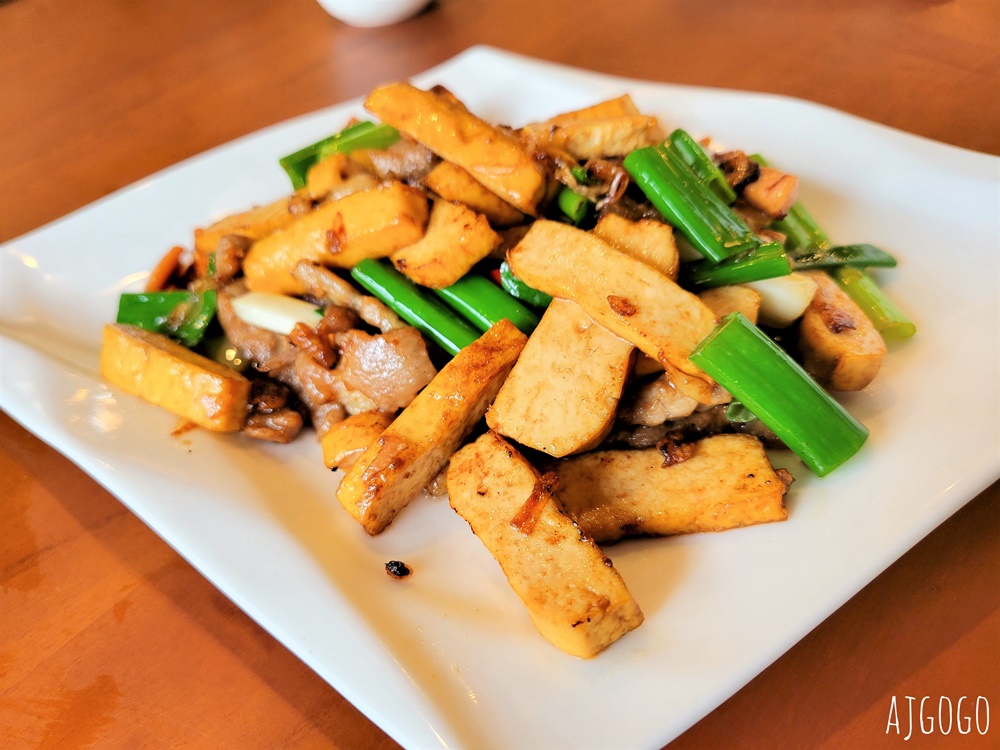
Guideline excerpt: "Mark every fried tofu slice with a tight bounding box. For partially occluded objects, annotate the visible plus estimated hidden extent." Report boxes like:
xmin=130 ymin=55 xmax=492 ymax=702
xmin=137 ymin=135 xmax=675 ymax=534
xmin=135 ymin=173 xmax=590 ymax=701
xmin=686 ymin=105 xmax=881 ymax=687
xmin=321 ymin=410 xmax=395 ymax=472
xmin=304 ymin=152 xmax=378 ymax=201
xmin=390 ymin=199 xmax=500 ymax=288
xmin=448 ymin=431 xmax=643 ymax=658
xmin=193 ymin=193 xmax=312 ymax=275
xmin=487 ymin=299 xmax=634 ymax=457
xmin=555 ymin=434 xmax=790 ymax=543
xmin=542 ymin=94 xmax=644 ymax=125
xmin=521 ymin=94 xmax=663 ymax=160
xmin=507 ymin=220 xmax=721 ymax=404
xmin=699 ymin=284 xmax=762 ymax=324
xmin=422 ymin=161 xmax=525 ymax=227
xmin=100 ymin=324 xmax=250 ymax=432
xmin=336 ymin=320 xmax=527 ymax=535
xmin=243 ymin=182 xmax=428 ymax=295
xmin=365 ymin=83 xmax=548 ymax=215
xmin=593 ymin=214 xmax=679 ymax=280
xmin=799 ymin=271 xmax=886 ymax=391
xmin=543 ymin=116 xmax=663 ymax=161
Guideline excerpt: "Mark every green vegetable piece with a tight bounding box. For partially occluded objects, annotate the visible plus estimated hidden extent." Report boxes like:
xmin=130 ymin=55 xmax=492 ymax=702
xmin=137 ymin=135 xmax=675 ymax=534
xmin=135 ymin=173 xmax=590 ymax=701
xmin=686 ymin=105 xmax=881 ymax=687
xmin=690 ymin=312 xmax=869 ymax=476
xmin=434 ymin=274 xmax=540 ymax=335
xmin=570 ymin=165 xmax=591 ymax=184
xmin=684 ymin=242 xmax=792 ymax=289
xmin=790 ymin=243 xmax=898 ymax=271
xmin=832 ymin=267 xmax=916 ymax=340
xmin=279 ymin=121 xmax=400 ymax=190
xmin=759 ymin=154 xmax=915 ymax=339
xmin=624 ymin=145 xmax=758 ymax=263
xmin=116 ymin=290 xmax=217 ymax=348
xmin=350 ymin=259 xmax=479 ymax=356
xmin=499 ymin=261 xmax=552 ymax=309
xmin=668 ymin=129 xmax=737 ymax=204
xmin=774 ymin=202 xmax=833 ymax=251
xmin=724 ymin=401 xmax=758 ymax=424
xmin=557 ymin=186 xmax=590 ymax=225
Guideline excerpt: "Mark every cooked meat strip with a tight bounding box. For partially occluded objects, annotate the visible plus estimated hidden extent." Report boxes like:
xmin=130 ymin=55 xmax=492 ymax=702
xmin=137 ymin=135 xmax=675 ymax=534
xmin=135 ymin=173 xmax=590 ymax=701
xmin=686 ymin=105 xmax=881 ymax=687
xmin=290 ymin=321 xmax=337 ymax=369
xmin=248 ymin=377 xmax=290 ymax=413
xmin=584 ymin=158 xmax=630 ymax=210
xmin=731 ymin=203 xmax=775 ymax=234
xmin=327 ymin=173 xmax=381 ymax=203
xmin=242 ymin=408 xmax=304 ymax=444
xmin=366 ymin=138 xmax=437 ymax=183
xmin=618 ymin=374 xmax=699 ymax=426
xmin=598 ymin=188 xmax=666 ymax=223
xmin=334 ymin=327 xmax=437 ymax=413
xmin=719 ymin=152 xmax=798 ymax=218
xmin=312 ymin=402 xmax=347 ymax=438
xmin=216 ymin=284 xmax=296 ymax=374
xmin=317 ymin=304 xmax=360 ymax=335
xmin=213 ymin=234 xmax=252 ymax=284
xmin=292 ymin=261 xmax=405 ymax=332
xmin=717 ymin=150 xmax=760 ymax=193
xmin=606 ymin=404 xmax=784 ymax=449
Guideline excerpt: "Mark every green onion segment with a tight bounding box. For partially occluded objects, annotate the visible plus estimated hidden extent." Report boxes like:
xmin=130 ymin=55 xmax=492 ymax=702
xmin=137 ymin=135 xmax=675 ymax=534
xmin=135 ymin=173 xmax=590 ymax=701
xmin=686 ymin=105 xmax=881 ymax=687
xmin=667 ymin=129 xmax=737 ymax=204
xmin=434 ymin=275 xmax=540 ymax=335
xmin=690 ymin=312 xmax=869 ymax=476
xmin=557 ymin=186 xmax=590 ymax=225
xmin=350 ymin=259 xmax=479 ymax=356
xmin=499 ymin=261 xmax=552 ymax=309
xmin=116 ymin=290 xmax=217 ymax=348
xmin=684 ymin=242 xmax=792 ymax=289
xmin=832 ymin=267 xmax=916 ymax=340
xmin=279 ymin=121 xmax=400 ymax=190
xmin=757 ymin=156 xmax=914 ymax=337
xmin=773 ymin=201 xmax=832 ymax=251
xmin=624 ymin=144 xmax=758 ymax=263
xmin=789 ymin=243 xmax=898 ymax=271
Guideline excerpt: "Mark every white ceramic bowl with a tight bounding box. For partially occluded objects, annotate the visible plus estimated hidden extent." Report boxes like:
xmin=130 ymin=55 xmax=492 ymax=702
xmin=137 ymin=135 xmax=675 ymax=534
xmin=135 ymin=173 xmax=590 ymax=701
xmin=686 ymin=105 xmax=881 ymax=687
xmin=315 ymin=0 xmax=429 ymax=28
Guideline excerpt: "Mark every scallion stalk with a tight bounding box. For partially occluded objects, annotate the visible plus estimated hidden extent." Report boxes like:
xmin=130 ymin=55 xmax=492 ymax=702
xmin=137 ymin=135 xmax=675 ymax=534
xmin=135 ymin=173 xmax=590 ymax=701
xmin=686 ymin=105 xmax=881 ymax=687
xmin=116 ymin=290 xmax=217 ymax=348
xmin=624 ymin=145 xmax=759 ymax=263
xmin=556 ymin=186 xmax=590 ymax=225
xmin=789 ymin=243 xmax=898 ymax=271
xmin=350 ymin=259 xmax=479 ymax=356
xmin=433 ymin=275 xmax=540 ymax=335
xmin=499 ymin=261 xmax=552 ymax=309
xmin=667 ymin=129 xmax=737 ymax=204
xmin=759 ymin=154 xmax=914 ymax=337
xmin=684 ymin=242 xmax=792 ymax=289
xmin=690 ymin=312 xmax=869 ymax=476
xmin=773 ymin=202 xmax=832 ymax=251
xmin=279 ymin=121 xmax=400 ymax=190
xmin=832 ymin=267 xmax=917 ymax=340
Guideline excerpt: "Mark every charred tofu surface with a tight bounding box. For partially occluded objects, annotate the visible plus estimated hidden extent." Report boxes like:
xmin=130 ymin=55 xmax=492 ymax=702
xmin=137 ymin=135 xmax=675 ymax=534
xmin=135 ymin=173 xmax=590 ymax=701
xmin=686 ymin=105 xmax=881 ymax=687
xmin=448 ymin=432 xmax=644 ymax=658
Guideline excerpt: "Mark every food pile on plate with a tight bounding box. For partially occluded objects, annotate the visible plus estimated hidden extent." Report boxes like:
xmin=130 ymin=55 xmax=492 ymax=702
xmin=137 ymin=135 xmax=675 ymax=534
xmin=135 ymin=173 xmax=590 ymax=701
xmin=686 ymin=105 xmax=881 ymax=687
xmin=100 ymin=82 xmax=914 ymax=657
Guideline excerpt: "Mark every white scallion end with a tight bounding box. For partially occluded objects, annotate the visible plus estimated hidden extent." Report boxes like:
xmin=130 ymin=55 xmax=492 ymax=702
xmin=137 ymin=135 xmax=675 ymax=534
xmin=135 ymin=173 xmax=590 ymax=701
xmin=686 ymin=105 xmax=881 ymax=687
xmin=230 ymin=291 xmax=322 ymax=335
xmin=745 ymin=272 xmax=818 ymax=327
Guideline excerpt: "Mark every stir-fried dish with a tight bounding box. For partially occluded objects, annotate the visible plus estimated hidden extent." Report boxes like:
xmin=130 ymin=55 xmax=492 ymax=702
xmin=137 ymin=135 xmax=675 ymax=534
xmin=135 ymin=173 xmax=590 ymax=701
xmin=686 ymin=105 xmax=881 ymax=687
xmin=101 ymin=83 xmax=915 ymax=657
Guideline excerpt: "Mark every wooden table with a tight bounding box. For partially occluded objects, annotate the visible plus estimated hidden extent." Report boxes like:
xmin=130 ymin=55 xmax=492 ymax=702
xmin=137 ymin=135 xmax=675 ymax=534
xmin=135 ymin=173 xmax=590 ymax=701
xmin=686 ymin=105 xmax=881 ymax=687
xmin=2 ymin=1 xmax=998 ymax=747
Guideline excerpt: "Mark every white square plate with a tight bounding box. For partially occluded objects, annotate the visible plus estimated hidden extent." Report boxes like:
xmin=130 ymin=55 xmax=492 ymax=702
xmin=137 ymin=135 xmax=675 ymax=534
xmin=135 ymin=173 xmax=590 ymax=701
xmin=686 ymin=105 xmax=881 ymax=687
xmin=2 ymin=47 xmax=998 ymax=749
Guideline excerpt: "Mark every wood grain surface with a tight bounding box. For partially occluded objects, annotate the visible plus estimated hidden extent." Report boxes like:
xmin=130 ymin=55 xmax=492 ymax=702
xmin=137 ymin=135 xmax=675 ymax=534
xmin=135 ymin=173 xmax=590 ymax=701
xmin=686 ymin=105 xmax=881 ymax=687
xmin=1 ymin=0 xmax=998 ymax=748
